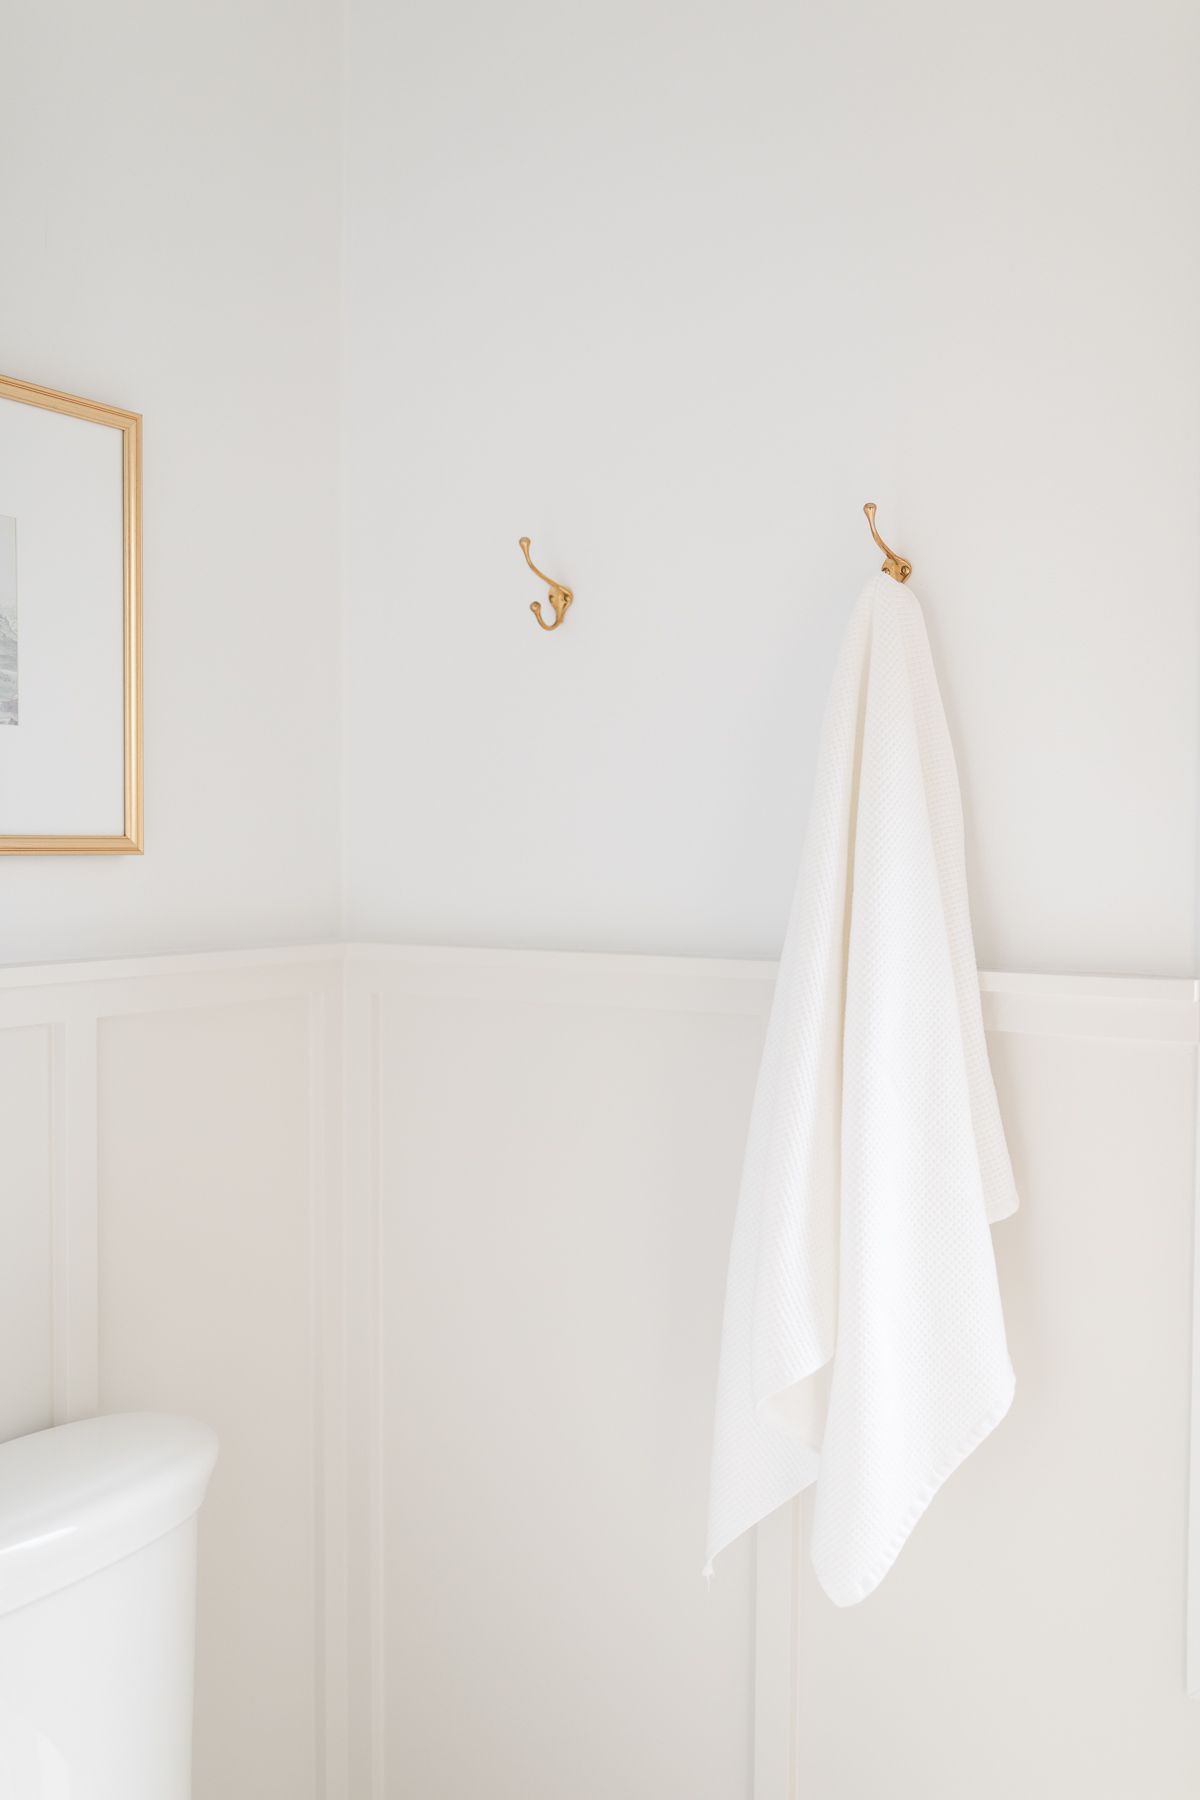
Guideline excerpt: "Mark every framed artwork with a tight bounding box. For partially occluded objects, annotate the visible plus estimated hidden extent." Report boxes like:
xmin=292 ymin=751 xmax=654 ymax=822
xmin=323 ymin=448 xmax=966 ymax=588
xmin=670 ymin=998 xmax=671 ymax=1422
xmin=0 ymin=374 xmax=142 ymax=853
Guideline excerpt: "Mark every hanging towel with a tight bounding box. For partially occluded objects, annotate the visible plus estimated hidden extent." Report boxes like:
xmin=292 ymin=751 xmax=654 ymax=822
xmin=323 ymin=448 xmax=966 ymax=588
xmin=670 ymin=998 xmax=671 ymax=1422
xmin=706 ymin=571 xmax=1017 ymax=1606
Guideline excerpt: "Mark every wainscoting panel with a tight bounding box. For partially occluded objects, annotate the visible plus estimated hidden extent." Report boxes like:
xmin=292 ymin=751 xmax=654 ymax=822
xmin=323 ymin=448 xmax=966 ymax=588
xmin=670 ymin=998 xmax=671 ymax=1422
xmin=343 ymin=957 xmax=1200 ymax=1800
xmin=1 ymin=950 xmax=1197 ymax=1800
xmin=0 ymin=950 xmax=347 ymax=1800
xmin=99 ymin=994 xmax=319 ymax=1800
xmin=342 ymin=946 xmax=771 ymax=1800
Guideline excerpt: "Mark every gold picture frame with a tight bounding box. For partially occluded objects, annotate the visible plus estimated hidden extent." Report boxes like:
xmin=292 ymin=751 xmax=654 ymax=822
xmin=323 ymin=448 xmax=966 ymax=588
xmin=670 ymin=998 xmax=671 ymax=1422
xmin=0 ymin=374 xmax=142 ymax=854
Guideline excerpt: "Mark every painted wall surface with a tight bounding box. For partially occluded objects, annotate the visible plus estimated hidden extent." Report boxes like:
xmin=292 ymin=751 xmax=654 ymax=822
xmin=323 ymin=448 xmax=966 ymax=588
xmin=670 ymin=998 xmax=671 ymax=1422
xmin=3 ymin=0 xmax=1195 ymax=975
xmin=342 ymin=0 xmax=1200 ymax=976
xmin=0 ymin=0 xmax=341 ymax=961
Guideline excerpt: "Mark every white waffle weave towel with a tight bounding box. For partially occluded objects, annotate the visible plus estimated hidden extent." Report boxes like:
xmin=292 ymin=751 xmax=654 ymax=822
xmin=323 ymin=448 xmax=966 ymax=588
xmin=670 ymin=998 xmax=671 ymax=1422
xmin=706 ymin=573 xmax=1017 ymax=1605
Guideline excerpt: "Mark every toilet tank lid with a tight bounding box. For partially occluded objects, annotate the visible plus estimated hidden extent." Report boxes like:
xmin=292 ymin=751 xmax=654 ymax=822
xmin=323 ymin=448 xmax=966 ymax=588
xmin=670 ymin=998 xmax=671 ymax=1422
xmin=0 ymin=1413 xmax=219 ymax=1619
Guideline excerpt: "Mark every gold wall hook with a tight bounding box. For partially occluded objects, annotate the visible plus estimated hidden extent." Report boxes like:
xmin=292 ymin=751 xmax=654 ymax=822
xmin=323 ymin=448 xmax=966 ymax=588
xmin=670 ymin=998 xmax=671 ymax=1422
xmin=862 ymin=503 xmax=912 ymax=583
xmin=519 ymin=537 xmax=574 ymax=631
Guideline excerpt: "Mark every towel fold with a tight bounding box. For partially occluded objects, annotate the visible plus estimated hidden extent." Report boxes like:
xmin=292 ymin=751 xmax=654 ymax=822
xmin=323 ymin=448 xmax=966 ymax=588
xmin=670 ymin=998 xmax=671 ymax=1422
xmin=706 ymin=572 xmax=1017 ymax=1606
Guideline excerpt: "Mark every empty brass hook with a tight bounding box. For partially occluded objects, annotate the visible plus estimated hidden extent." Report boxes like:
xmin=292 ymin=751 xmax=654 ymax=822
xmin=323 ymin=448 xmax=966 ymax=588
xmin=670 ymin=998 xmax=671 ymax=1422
xmin=863 ymin=503 xmax=912 ymax=584
xmin=519 ymin=537 xmax=574 ymax=631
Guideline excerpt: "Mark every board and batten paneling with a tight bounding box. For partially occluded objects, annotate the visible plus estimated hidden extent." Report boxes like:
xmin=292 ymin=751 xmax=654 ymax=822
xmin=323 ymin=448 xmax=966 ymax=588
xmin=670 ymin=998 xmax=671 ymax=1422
xmin=0 ymin=949 xmax=347 ymax=1800
xmin=99 ymin=994 xmax=327 ymax=1800
xmin=343 ymin=954 xmax=1200 ymax=1800
xmin=342 ymin=948 xmax=770 ymax=1800
xmin=0 ymin=948 xmax=1197 ymax=1800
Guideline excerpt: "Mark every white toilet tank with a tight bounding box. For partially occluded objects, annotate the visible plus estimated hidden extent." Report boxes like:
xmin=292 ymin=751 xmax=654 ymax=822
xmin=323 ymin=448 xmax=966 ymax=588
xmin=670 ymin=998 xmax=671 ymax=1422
xmin=0 ymin=1413 xmax=218 ymax=1800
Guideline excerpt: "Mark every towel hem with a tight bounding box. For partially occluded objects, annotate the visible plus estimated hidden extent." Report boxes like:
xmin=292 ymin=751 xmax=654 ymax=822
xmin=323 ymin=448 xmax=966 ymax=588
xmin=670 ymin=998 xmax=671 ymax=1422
xmin=813 ymin=1364 xmax=1017 ymax=1607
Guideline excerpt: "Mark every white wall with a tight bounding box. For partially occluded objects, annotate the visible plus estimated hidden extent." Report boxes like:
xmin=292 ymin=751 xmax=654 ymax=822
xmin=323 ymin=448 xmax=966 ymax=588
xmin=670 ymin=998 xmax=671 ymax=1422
xmin=4 ymin=0 xmax=1195 ymax=971
xmin=342 ymin=0 xmax=1200 ymax=976
xmin=0 ymin=0 xmax=342 ymax=962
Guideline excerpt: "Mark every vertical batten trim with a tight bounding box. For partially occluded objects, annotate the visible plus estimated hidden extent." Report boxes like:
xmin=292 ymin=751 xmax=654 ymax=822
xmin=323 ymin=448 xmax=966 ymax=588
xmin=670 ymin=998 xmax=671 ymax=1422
xmin=367 ymin=988 xmax=386 ymax=1800
xmin=60 ymin=1004 xmax=100 ymax=1420
xmin=308 ymin=988 xmax=330 ymax=1797
xmin=315 ymin=979 xmax=351 ymax=1800
xmin=341 ymin=975 xmax=384 ymax=1800
xmin=47 ymin=1022 xmax=69 ymax=1424
xmin=1188 ymin=1043 xmax=1200 ymax=1697
xmin=754 ymin=1501 xmax=802 ymax=1800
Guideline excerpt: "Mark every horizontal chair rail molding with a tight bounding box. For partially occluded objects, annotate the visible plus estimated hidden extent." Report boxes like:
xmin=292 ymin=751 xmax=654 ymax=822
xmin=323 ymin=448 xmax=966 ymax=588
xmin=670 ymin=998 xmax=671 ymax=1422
xmin=4 ymin=942 xmax=1194 ymax=1029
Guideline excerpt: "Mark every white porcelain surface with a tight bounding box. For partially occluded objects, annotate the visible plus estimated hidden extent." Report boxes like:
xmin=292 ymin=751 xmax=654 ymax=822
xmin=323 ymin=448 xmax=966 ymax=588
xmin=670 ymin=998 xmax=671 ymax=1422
xmin=0 ymin=1414 xmax=217 ymax=1618
xmin=0 ymin=1414 xmax=217 ymax=1800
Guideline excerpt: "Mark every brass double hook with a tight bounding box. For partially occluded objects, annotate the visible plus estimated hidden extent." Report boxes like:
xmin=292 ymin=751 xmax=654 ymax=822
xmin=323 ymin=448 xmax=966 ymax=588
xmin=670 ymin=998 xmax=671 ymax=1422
xmin=519 ymin=537 xmax=573 ymax=631
xmin=863 ymin=503 xmax=912 ymax=583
